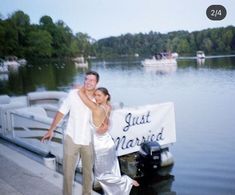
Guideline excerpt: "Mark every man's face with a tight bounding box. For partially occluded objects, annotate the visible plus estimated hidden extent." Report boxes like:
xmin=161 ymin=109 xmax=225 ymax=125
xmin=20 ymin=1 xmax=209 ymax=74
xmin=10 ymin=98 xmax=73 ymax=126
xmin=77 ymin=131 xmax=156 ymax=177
xmin=84 ymin=74 xmax=97 ymax=91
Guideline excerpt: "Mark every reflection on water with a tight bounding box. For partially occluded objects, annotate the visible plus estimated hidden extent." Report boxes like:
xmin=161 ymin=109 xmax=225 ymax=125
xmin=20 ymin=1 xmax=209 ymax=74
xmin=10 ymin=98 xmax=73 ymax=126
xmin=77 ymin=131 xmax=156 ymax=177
xmin=1 ymin=56 xmax=235 ymax=194
xmin=0 ymin=59 xmax=85 ymax=95
xmin=0 ymin=73 xmax=9 ymax=81
xmin=2 ymin=56 xmax=234 ymax=96
xmin=131 ymin=164 xmax=176 ymax=195
xmin=143 ymin=65 xmax=177 ymax=75
xmin=197 ymin=58 xmax=205 ymax=66
xmin=8 ymin=65 xmax=20 ymax=73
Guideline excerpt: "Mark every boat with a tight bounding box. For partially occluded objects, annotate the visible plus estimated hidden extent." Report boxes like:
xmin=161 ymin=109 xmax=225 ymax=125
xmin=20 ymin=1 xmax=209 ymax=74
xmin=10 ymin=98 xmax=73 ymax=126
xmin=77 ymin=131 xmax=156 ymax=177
xmin=17 ymin=58 xmax=27 ymax=65
xmin=3 ymin=56 xmax=21 ymax=67
xmin=2 ymin=56 xmax=27 ymax=68
xmin=4 ymin=60 xmax=20 ymax=67
xmin=0 ymin=90 xmax=176 ymax=178
xmin=74 ymin=61 xmax=88 ymax=68
xmin=196 ymin=51 xmax=205 ymax=59
xmin=134 ymin=53 xmax=139 ymax=57
xmin=73 ymin=56 xmax=88 ymax=68
xmin=142 ymin=52 xmax=177 ymax=67
xmin=0 ymin=59 xmax=9 ymax=73
xmin=171 ymin=52 xmax=179 ymax=59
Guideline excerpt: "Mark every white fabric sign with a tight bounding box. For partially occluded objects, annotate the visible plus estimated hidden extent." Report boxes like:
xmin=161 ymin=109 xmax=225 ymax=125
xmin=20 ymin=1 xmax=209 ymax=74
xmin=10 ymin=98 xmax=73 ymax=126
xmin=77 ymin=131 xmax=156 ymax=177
xmin=109 ymin=102 xmax=176 ymax=156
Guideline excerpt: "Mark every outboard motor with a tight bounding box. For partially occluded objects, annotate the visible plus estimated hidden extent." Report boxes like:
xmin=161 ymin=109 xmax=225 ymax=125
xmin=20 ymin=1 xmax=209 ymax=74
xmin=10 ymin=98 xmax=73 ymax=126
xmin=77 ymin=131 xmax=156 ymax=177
xmin=119 ymin=141 xmax=174 ymax=178
xmin=137 ymin=141 xmax=162 ymax=174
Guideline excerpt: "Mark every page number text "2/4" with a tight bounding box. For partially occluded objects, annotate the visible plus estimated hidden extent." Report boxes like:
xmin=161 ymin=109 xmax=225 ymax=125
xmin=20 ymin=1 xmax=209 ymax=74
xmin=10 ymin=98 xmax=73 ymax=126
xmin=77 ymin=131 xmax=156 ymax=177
xmin=206 ymin=5 xmax=226 ymax=21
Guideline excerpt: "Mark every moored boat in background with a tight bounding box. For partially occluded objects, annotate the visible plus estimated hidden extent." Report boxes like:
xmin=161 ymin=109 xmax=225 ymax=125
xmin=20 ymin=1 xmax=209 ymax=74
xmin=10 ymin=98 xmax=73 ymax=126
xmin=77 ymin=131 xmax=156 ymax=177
xmin=196 ymin=51 xmax=205 ymax=59
xmin=142 ymin=52 xmax=177 ymax=67
xmin=73 ymin=56 xmax=88 ymax=68
xmin=0 ymin=59 xmax=9 ymax=73
xmin=1 ymin=56 xmax=27 ymax=69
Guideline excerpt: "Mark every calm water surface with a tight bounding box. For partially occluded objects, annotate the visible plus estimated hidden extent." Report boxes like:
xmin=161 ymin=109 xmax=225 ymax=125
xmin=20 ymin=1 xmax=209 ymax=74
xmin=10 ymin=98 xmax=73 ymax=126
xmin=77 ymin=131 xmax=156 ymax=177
xmin=1 ymin=56 xmax=235 ymax=195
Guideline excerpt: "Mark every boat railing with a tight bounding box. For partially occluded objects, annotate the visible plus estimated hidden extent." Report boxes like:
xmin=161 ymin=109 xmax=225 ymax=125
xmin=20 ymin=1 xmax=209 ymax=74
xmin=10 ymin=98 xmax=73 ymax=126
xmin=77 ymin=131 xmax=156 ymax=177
xmin=27 ymin=91 xmax=67 ymax=106
xmin=9 ymin=107 xmax=64 ymax=136
xmin=0 ymin=97 xmax=27 ymax=134
xmin=0 ymin=106 xmax=66 ymax=159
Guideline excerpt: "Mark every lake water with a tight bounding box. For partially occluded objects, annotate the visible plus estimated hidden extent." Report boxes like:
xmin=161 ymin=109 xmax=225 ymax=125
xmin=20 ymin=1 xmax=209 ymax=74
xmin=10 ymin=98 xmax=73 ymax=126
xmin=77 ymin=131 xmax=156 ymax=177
xmin=1 ymin=56 xmax=235 ymax=195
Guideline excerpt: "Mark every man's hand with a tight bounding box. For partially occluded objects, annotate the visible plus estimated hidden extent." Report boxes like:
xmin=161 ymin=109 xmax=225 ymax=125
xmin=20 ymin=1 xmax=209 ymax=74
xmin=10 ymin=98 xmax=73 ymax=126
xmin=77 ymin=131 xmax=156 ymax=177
xmin=41 ymin=111 xmax=64 ymax=143
xmin=41 ymin=130 xmax=54 ymax=143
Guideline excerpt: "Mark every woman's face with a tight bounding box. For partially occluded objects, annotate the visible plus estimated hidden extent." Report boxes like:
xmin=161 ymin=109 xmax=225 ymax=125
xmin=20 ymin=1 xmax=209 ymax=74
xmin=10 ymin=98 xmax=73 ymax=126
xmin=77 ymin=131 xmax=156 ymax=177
xmin=95 ymin=90 xmax=108 ymax=104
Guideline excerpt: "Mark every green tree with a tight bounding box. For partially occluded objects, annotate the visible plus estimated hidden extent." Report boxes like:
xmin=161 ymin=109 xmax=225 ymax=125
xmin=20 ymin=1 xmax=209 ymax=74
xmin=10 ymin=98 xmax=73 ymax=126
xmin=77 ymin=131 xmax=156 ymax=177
xmin=2 ymin=21 xmax=18 ymax=55
xmin=75 ymin=32 xmax=93 ymax=57
xmin=0 ymin=20 xmax=5 ymax=56
xmin=177 ymin=38 xmax=190 ymax=53
xmin=26 ymin=30 xmax=52 ymax=57
xmin=39 ymin=15 xmax=54 ymax=27
xmin=201 ymin=38 xmax=213 ymax=53
xmin=222 ymin=29 xmax=233 ymax=51
xmin=9 ymin=10 xmax=30 ymax=57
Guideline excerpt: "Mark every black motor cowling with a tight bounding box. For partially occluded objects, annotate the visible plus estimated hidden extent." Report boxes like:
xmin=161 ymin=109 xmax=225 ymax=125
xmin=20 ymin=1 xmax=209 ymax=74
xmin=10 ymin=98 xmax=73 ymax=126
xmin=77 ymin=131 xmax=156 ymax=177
xmin=137 ymin=141 xmax=162 ymax=173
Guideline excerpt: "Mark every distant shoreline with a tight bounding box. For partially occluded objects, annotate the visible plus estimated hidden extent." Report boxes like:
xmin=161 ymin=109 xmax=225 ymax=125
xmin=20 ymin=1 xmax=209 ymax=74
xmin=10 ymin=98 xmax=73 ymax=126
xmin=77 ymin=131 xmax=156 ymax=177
xmin=177 ymin=54 xmax=235 ymax=60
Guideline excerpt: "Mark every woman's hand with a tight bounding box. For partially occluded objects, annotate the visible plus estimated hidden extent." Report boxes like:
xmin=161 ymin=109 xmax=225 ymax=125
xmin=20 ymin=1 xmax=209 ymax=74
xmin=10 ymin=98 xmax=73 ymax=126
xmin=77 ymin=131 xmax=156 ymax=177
xmin=96 ymin=122 xmax=109 ymax=134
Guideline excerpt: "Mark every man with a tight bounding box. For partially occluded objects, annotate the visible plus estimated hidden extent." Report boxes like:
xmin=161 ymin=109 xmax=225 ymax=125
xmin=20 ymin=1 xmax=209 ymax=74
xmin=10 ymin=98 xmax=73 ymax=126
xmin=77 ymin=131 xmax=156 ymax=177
xmin=41 ymin=70 xmax=100 ymax=195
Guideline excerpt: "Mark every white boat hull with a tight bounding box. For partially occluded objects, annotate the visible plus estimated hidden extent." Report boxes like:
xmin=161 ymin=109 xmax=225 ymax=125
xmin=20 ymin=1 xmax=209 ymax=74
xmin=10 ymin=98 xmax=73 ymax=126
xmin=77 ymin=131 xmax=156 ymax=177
xmin=142 ymin=58 xmax=177 ymax=67
xmin=1 ymin=91 xmax=176 ymax=178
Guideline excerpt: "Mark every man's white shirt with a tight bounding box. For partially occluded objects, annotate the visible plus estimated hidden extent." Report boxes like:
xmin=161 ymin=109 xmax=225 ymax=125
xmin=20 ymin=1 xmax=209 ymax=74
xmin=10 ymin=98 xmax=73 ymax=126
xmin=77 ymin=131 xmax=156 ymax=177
xmin=59 ymin=89 xmax=92 ymax=145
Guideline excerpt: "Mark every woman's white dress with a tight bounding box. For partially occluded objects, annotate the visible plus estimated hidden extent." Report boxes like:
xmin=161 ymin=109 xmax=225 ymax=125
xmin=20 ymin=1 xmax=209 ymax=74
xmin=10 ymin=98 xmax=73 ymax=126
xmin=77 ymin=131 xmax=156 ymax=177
xmin=91 ymin=124 xmax=134 ymax=195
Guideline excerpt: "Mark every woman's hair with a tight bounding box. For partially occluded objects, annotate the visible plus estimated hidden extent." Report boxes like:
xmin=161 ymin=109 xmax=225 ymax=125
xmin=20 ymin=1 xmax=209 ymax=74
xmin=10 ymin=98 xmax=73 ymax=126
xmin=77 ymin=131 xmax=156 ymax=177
xmin=96 ymin=87 xmax=111 ymax=101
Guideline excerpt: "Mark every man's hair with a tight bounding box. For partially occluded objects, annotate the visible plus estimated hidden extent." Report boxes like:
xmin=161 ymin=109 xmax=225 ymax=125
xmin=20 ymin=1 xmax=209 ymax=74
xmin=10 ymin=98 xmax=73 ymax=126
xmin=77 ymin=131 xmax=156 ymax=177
xmin=85 ymin=70 xmax=100 ymax=82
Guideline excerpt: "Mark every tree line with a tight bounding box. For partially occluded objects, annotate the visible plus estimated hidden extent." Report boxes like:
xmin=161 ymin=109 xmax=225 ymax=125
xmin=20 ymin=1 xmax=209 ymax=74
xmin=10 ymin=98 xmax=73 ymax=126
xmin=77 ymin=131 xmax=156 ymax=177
xmin=0 ymin=10 xmax=235 ymax=59
xmin=95 ymin=27 xmax=235 ymax=58
xmin=0 ymin=10 xmax=95 ymax=59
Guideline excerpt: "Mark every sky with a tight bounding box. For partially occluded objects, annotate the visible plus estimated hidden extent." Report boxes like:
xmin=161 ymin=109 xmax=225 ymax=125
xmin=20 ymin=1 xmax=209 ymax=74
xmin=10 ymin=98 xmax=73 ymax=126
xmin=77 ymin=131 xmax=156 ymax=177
xmin=1 ymin=0 xmax=235 ymax=40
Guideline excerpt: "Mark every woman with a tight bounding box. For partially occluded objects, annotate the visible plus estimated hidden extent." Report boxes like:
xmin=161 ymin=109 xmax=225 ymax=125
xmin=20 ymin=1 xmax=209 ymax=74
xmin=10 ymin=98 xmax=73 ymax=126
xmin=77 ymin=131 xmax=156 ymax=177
xmin=78 ymin=86 xmax=139 ymax=195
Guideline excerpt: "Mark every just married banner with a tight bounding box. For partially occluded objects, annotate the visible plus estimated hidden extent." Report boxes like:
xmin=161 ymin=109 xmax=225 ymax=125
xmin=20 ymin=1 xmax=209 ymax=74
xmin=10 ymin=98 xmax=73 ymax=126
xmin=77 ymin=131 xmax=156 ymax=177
xmin=109 ymin=102 xmax=176 ymax=156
